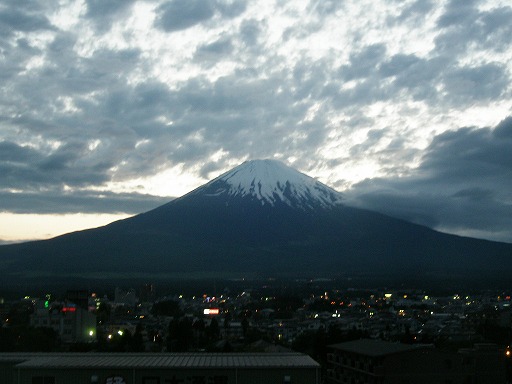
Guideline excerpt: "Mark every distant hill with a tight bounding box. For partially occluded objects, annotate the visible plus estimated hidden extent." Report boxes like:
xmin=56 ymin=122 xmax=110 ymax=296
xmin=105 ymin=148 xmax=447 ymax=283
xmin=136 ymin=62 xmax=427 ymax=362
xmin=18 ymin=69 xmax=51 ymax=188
xmin=1 ymin=159 xmax=511 ymax=287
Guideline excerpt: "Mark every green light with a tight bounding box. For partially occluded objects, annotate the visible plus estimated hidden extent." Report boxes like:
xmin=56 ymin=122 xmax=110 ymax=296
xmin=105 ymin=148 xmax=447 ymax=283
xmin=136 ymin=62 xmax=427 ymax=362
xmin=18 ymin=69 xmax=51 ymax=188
xmin=44 ymin=300 xmax=49 ymax=308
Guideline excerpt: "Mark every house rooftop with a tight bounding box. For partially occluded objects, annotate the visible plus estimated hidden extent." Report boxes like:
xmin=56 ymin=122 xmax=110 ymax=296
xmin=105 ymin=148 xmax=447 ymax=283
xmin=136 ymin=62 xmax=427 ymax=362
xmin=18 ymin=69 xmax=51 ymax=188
xmin=329 ymin=339 xmax=433 ymax=357
xmin=0 ymin=353 xmax=320 ymax=369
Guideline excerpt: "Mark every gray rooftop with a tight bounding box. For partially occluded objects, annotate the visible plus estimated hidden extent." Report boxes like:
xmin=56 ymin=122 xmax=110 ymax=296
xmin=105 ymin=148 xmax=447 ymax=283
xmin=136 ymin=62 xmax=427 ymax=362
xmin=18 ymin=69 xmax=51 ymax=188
xmin=329 ymin=339 xmax=433 ymax=357
xmin=0 ymin=353 xmax=319 ymax=369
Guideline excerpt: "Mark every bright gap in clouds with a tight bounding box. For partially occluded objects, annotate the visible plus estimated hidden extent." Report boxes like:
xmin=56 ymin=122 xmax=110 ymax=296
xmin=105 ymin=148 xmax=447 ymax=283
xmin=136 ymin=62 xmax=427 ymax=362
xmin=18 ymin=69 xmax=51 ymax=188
xmin=0 ymin=213 xmax=131 ymax=243
xmin=105 ymin=162 xmax=215 ymax=198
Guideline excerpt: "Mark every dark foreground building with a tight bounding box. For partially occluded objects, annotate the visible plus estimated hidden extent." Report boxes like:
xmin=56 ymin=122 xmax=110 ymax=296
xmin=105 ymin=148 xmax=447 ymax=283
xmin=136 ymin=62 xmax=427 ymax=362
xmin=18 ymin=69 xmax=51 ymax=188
xmin=0 ymin=352 xmax=320 ymax=384
xmin=326 ymin=339 xmax=505 ymax=384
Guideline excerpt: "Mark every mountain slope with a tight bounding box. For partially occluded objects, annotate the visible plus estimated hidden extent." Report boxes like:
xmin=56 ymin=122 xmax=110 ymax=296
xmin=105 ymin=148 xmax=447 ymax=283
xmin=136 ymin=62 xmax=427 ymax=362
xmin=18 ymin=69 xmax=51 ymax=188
xmin=1 ymin=159 xmax=511 ymax=284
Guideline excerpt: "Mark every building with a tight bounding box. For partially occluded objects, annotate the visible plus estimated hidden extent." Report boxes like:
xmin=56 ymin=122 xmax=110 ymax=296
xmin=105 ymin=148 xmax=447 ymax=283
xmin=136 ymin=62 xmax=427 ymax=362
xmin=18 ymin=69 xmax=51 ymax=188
xmin=115 ymin=288 xmax=138 ymax=307
xmin=66 ymin=290 xmax=90 ymax=311
xmin=30 ymin=301 xmax=96 ymax=343
xmin=326 ymin=339 xmax=505 ymax=384
xmin=0 ymin=352 xmax=320 ymax=384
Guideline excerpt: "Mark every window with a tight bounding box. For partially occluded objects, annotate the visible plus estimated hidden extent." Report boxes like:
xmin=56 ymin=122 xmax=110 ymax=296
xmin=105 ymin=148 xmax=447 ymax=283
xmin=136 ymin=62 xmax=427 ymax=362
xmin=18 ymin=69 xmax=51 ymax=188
xmin=32 ymin=377 xmax=55 ymax=384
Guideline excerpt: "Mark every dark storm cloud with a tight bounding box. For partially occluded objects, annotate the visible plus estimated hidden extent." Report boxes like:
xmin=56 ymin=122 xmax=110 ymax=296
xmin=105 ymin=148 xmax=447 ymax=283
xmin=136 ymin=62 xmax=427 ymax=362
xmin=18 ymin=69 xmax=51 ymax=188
xmin=198 ymin=161 xmax=225 ymax=179
xmin=437 ymin=0 xmax=478 ymax=28
xmin=0 ymin=31 xmax=175 ymax=186
xmin=334 ymin=37 xmax=508 ymax=109
xmin=0 ymin=33 xmax=143 ymax=148
xmin=155 ymin=0 xmax=216 ymax=32
xmin=239 ymin=19 xmax=261 ymax=47
xmin=435 ymin=1 xmax=512 ymax=55
xmin=478 ymin=7 xmax=512 ymax=49
xmin=0 ymin=190 xmax=170 ymax=215
xmin=0 ymin=140 xmax=39 ymax=163
xmin=31 ymin=68 xmax=296 ymax=183
xmin=397 ymin=0 xmax=434 ymax=21
xmin=307 ymin=0 xmax=343 ymax=16
xmin=321 ymin=1 xmax=512 ymax=113
xmin=379 ymin=54 xmax=421 ymax=77
xmin=155 ymin=0 xmax=247 ymax=33
xmin=215 ymin=0 xmax=247 ymax=18
xmin=340 ymin=44 xmax=387 ymax=81
xmin=40 ymin=34 xmax=143 ymax=97
xmin=421 ymin=125 xmax=512 ymax=182
xmin=379 ymin=55 xmax=447 ymax=86
xmin=84 ymin=0 xmax=137 ymax=31
xmin=0 ymin=140 xmax=112 ymax=190
xmin=349 ymin=129 xmax=388 ymax=157
xmin=162 ymin=77 xmax=285 ymax=161
xmin=379 ymin=54 xmax=445 ymax=101
xmin=194 ymin=37 xmax=234 ymax=61
xmin=0 ymin=138 xmax=171 ymax=214
xmin=495 ymin=116 xmax=512 ymax=138
xmin=0 ymin=8 xmax=53 ymax=35
xmin=290 ymin=57 xmax=330 ymax=100
xmin=346 ymin=118 xmax=512 ymax=242
xmin=85 ymin=0 xmax=136 ymax=18
xmin=441 ymin=63 xmax=508 ymax=103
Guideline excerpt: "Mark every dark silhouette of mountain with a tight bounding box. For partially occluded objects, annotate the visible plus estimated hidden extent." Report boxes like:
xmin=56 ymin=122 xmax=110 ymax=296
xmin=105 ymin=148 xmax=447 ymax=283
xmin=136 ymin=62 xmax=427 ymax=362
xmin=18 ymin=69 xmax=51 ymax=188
xmin=1 ymin=159 xmax=511 ymax=285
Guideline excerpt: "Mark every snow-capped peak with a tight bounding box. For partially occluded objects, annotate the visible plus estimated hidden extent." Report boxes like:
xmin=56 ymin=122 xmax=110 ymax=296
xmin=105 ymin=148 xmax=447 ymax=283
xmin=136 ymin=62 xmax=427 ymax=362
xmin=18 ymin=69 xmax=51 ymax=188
xmin=196 ymin=159 xmax=343 ymax=209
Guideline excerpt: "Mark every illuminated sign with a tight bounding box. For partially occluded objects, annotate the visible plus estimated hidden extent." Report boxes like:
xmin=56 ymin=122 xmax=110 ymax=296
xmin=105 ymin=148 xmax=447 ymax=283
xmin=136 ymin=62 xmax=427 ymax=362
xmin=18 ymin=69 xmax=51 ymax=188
xmin=203 ymin=308 xmax=220 ymax=315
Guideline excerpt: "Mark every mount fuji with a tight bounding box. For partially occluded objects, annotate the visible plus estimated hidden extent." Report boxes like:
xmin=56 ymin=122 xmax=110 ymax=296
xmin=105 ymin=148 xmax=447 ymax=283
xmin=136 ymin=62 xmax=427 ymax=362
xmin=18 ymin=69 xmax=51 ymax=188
xmin=192 ymin=159 xmax=344 ymax=209
xmin=1 ymin=159 xmax=512 ymax=286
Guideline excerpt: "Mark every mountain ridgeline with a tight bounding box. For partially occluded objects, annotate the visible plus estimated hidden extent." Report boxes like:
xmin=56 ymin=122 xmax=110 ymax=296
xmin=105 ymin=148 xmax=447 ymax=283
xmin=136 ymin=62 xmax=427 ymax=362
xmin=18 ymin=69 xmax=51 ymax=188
xmin=1 ymin=159 xmax=511 ymax=286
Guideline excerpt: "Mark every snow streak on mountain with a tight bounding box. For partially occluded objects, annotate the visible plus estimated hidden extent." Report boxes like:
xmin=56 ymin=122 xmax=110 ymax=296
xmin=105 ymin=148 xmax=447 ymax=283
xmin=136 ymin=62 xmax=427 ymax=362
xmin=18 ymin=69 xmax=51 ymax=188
xmin=190 ymin=159 xmax=343 ymax=210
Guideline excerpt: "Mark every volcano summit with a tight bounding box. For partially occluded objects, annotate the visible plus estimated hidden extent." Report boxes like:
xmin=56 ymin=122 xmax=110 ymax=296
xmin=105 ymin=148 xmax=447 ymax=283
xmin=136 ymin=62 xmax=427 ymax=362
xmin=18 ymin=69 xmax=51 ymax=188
xmin=188 ymin=159 xmax=343 ymax=209
xmin=1 ymin=159 xmax=511 ymax=285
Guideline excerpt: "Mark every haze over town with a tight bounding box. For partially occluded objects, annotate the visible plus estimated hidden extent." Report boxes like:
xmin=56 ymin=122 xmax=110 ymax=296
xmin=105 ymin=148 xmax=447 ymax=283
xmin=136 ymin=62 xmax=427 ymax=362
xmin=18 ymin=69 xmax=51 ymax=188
xmin=1 ymin=0 xmax=512 ymax=243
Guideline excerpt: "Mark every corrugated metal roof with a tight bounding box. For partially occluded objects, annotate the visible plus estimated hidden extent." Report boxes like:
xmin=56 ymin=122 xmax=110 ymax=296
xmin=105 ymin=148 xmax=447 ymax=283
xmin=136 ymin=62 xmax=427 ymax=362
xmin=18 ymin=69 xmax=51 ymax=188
xmin=0 ymin=353 xmax=319 ymax=369
xmin=329 ymin=339 xmax=433 ymax=357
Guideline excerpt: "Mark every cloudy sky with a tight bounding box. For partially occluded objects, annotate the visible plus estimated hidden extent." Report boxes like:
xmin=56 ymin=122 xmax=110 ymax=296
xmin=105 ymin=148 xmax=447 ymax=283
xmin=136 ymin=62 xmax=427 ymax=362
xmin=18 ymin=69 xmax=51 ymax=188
xmin=1 ymin=0 xmax=511 ymax=244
